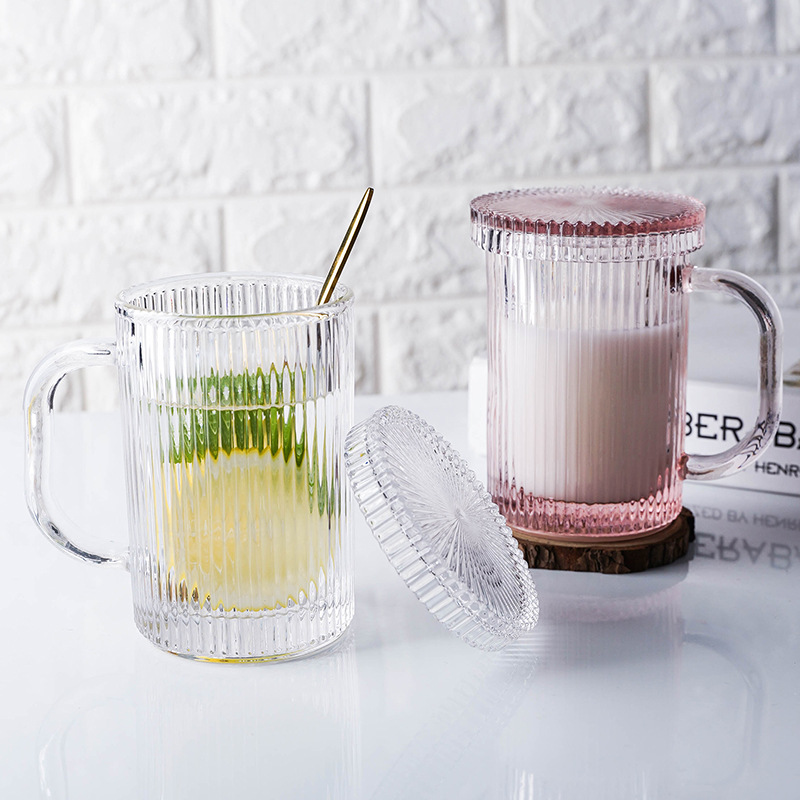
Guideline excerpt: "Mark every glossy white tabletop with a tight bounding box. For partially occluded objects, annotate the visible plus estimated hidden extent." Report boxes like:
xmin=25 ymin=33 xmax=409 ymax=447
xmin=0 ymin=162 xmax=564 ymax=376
xmin=3 ymin=392 xmax=799 ymax=799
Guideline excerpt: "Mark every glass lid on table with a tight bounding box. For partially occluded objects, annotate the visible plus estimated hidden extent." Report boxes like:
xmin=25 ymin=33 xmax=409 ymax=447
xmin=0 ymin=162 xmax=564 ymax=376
xmin=345 ymin=406 xmax=539 ymax=651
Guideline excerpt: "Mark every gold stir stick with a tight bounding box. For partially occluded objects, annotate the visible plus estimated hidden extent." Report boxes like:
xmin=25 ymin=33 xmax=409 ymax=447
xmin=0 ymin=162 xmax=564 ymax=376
xmin=317 ymin=187 xmax=374 ymax=305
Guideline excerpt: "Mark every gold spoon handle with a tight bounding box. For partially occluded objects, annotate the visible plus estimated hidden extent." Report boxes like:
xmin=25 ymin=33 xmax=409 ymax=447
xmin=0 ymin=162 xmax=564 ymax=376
xmin=317 ymin=187 xmax=374 ymax=305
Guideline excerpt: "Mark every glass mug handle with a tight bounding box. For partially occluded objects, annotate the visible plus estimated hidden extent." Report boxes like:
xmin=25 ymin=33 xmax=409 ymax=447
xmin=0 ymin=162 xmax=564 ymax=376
xmin=24 ymin=339 xmax=126 ymax=567
xmin=684 ymin=267 xmax=783 ymax=481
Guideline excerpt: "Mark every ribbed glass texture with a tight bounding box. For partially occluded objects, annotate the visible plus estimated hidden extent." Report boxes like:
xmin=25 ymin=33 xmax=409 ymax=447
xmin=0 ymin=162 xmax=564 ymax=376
xmin=114 ymin=274 xmax=354 ymax=661
xmin=487 ymin=253 xmax=689 ymax=538
xmin=345 ymin=406 xmax=538 ymax=651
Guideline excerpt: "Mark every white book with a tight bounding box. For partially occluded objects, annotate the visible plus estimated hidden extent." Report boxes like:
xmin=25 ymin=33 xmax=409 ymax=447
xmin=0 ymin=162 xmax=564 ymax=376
xmin=686 ymin=380 xmax=799 ymax=496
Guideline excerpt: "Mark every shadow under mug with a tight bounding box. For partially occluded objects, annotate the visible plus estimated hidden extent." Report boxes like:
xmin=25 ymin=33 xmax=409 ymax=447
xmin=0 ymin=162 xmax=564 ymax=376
xmin=25 ymin=273 xmax=355 ymax=662
xmin=37 ymin=633 xmax=360 ymax=798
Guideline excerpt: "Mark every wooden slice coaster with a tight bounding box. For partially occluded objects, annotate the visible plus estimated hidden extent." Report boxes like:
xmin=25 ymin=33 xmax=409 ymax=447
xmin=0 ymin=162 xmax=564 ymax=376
xmin=514 ymin=508 xmax=695 ymax=574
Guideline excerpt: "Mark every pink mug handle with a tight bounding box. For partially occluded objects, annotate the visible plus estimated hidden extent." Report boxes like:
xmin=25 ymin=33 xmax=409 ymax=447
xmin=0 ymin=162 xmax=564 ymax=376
xmin=684 ymin=267 xmax=783 ymax=481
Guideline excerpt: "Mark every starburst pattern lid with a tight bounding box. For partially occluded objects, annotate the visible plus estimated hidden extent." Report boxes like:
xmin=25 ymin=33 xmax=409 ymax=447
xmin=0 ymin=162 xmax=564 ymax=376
xmin=471 ymin=187 xmax=705 ymax=262
xmin=345 ymin=406 xmax=539 ymax=651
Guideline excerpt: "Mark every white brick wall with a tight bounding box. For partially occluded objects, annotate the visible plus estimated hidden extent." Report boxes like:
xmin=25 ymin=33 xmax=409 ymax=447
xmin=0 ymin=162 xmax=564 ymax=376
xmin=4 ymin=0 xmax=800 ymax=411
xmin=508 ymin=0 xmax=775 ymax=61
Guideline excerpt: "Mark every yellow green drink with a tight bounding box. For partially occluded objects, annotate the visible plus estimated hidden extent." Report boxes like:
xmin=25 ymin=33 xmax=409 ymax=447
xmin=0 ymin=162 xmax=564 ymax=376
xmin=156 ymin=368 xmax=333 ymax=613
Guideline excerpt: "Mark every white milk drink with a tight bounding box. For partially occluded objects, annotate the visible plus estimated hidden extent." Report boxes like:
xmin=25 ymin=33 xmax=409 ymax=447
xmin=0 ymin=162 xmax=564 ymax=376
xmin=497 ymin=317 xmax=685 ymax=505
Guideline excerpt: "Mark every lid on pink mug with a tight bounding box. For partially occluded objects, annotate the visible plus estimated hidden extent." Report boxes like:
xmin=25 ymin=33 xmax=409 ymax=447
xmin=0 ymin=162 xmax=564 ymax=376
xmin=470 ymin=187 xmax=705 ymax=263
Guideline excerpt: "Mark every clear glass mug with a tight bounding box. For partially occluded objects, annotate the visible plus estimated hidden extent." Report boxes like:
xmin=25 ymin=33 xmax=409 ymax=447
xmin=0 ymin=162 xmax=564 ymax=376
xmin=471 ymin=188 xmax=783 ymax=539
xmin=25 ymin=274 xmax=355 ymax=661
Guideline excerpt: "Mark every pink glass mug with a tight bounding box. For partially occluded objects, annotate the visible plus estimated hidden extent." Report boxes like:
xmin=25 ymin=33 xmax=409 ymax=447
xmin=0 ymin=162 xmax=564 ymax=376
xmin=471 ymin=187 xmax=783 ymax=539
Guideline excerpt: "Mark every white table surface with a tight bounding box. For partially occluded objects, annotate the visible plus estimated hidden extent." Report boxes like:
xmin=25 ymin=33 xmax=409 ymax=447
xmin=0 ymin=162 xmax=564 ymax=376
xmin=3 ymin=391 xmax=800 ymax=799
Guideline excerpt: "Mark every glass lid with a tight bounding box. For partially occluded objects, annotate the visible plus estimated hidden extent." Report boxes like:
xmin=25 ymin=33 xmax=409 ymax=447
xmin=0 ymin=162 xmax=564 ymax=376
xmin=345 ymin=406 xmax=539 ymax=651
xmin=470 ymin=186 xmax=705 ymax=262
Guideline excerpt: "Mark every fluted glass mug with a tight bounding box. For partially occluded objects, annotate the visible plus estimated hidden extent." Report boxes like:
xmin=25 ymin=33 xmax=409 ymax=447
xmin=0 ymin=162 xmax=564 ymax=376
xmin=25 ymin=274 xmax=355 ymax=661
xmin=471 ymin=188 xmax=783 ymax=539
